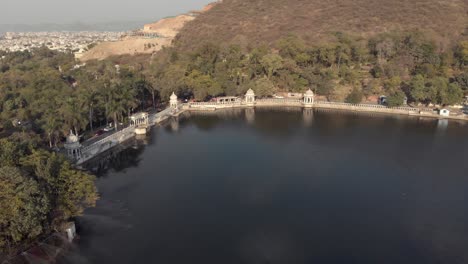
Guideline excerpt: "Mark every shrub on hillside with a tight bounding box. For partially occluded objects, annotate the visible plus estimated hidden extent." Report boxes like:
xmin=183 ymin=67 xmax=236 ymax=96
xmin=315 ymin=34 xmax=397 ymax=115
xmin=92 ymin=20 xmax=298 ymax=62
xmin=345 ymin=88 xmax=364 ymax=104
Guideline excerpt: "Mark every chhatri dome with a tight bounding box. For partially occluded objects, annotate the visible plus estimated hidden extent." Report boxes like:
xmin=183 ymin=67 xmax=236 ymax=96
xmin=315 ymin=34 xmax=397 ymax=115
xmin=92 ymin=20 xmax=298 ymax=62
xmin=246 ymin=89 xmax=255 ymax=96
xmin=305 ymin=89 xmax=314 ymax=96
xmin=170 ymin=92 xmax=178 ymax=100
xmin=66 ymin=130 xmax=79 ymax=144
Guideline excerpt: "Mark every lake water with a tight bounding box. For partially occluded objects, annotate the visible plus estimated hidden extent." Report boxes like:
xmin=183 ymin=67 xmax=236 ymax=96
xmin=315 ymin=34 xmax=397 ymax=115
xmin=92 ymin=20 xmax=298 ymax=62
xmin=62 ymin=108 xmax=468 ymax=264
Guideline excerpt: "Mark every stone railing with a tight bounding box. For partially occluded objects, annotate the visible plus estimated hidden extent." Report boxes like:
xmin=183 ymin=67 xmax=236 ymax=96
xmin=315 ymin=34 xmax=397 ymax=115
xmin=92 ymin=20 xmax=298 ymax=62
xmin=187 ymin=101 xmax=221 ymax=106
xmin=79 ymin=126 xmax=136 ymax=164
xmin=185 ymin=101 xmax=243 ymax=110
xmin=82 ymin=127 xmax=135 ymax=152
xmin=256 ymin=98 xmax=302 ymax=106
xmin=149 ymin=107 xmax=175 ymax=124
xmin=314 ymin=101 xmax=420 ymax=114
xmin=72 ymin=99 xmax=466 ymax=164
xmin=77 ymin=106 xmax=184 ymax=164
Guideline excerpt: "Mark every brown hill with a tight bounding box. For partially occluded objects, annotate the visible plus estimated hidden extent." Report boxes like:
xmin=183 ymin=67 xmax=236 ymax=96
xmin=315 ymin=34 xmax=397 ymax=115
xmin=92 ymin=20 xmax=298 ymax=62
xmin=79 ymin=15 xmax=194 ymax=61
xmin=78 ymin=38 xmax=171 ymax=61
xmin=143 ymin=15 xmax=195 ymax=37
xmin=174 ymin=0 xmax=468 ymax=50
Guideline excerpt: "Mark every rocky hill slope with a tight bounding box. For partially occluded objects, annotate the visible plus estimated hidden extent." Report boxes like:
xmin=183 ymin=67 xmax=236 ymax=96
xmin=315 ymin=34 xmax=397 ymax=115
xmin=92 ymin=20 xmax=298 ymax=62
xmin=79 ymin=2 xmax=220 ymax=61
xmin=175 ymin=0 xmax=468 ymax=50
xmin=79 ymin=15 xmax=194 ymax=61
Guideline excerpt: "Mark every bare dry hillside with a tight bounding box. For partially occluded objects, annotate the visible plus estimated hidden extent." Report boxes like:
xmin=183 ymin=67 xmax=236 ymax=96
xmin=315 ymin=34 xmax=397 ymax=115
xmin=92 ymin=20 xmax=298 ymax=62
xmin=175 ymin=0 xmax=468 ymax=50
xmin=80 ymin=14 xmax=198 ymax=61
xmin=78 ymin=38 xmax=172 ymax=61
xmin=143 ymin=15 xmax=195 ymax=37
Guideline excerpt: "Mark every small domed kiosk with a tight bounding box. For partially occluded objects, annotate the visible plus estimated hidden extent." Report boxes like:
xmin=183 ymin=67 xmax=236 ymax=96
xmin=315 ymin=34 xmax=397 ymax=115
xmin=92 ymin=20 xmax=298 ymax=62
xmin=303 ymin=89 xmax=315 ymax=107
xmin=170 ymin=92 xmax=178 ymax=108
xmin=245 ymin=89 xmax=256 ymax=106
xmin=64 ymin=130 xmax=82 ymax=161
xmin=130 ymin=112 xmax=149 ymax=135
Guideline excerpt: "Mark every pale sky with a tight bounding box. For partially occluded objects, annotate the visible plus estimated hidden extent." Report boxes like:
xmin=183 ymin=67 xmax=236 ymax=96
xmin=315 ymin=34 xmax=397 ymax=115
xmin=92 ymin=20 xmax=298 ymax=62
xmin=1 ymin=0 xmax=213 ymax=24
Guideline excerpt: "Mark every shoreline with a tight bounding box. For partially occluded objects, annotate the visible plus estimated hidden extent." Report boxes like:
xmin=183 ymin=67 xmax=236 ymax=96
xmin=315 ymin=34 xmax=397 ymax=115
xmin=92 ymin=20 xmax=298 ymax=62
xmin=183 ymin=100 xmax=468 ymax=121
xmin=73 ymin=98 xmax=466 ymax=166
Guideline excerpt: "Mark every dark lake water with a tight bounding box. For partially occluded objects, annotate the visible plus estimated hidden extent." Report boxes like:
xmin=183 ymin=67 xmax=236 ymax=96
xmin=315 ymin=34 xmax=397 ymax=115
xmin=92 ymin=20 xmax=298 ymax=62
xmin=63 ymin=108 xmax=468 ymax=264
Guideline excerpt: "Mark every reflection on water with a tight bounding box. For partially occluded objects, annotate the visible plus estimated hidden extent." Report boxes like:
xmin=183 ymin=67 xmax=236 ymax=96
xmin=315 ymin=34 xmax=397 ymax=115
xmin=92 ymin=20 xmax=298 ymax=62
xmin=64 ymin=109 xmax=468 ymax=264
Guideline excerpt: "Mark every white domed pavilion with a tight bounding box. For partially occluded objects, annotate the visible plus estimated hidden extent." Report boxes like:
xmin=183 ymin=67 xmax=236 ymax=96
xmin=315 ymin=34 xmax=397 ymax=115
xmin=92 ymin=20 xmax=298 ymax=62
xmin=170 ymin=92 xmax=178 ymax=108
xmin=245 ymin=89 xmax=256 ymax=106
xmin=303 ymin=89 xmax=315 ymax=107
xmin=64 ymin=130 xmax=82 ymax=160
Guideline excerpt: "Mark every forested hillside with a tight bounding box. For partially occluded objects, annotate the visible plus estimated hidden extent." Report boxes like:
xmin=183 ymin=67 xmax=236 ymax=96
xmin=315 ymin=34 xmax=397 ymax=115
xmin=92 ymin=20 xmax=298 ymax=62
xmin=175 ymin=0 xmax=467 ymax=50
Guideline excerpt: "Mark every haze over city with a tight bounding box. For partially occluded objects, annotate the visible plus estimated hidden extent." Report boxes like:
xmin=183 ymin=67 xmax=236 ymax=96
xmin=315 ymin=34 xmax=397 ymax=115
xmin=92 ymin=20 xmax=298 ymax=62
xmin=2 ymin=0 xmax=213 ymax=24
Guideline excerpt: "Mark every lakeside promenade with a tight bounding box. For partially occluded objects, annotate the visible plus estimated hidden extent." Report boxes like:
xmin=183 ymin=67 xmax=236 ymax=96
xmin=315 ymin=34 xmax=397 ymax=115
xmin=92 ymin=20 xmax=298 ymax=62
xmin=66 ymin=89 xmax=467 ymax=165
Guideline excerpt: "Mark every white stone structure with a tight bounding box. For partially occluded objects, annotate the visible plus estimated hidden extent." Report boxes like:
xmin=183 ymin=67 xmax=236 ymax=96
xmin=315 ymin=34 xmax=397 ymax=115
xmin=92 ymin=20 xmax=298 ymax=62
xmin=64 ymin=222 xmax=77 ymax=242
xmin=216 ymin=96 xmax=241 ymax=104
xmin=303 ymin=89 xmax=315 ymax=107
xmin=170 ymin=92 xmax=178 ymax=108
xmin=245 ymin=89 xmax=256 ymax=106
xmin=64 ymin=131 xmax=82 ymax=160
xmin=440 ymin=109 xmax=450 ymax=117
xmin=135 ymin=127 xmax=147 ymax=135
xmin=130 ymin=112 xmax=149 ymax=127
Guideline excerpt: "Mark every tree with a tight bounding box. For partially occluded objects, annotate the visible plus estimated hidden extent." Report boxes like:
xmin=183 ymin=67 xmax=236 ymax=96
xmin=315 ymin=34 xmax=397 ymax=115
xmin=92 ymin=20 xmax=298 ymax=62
xmin=58 ymin=96 xmax=88 ymax=136
xmin=0 ymin=167 xmax=49 ymax=249
xmin=159 ymin=64 xmax=187 ymax=100
xmin=429 ymin=77 xmax=453 ymax=105
xmin=0 ymin=139 xmax=28 ymax=167
xmin=384 ymin=76 xmax=402 ymax=92
xmin=345 ymin=87 xmax=363 ymax=104
xmin=444 ymin=83 xmax=463 ymax=105
xmin=277 ymin=35 xmax=307 ymax=62
xmin=41 ymin=110 xmax=62 ymax=148
xmin=409 ymin=75 xmax=426 ymax=103
xmin=186 ymin=70 xmax=222 ymax=100
xmin=77 ymin=86 xmax=100 ymax=132
xmin=107 ymin=85 xmax=127 ymax=131
xmin=454 ymin=72 xmax=468 ymax=92
xmin=20 ymin=150 xmax=98 ymax=227
xmin=146 ymin=76 xmax=161 ymax=109
xmin=54 ymin=163 xmax=98 ymax=223
xmin=120 ymin=85 xmax=139 ymax=119
xmin=386 ymin=90 xmax=406 ymax=107
xmin=251 ymin=77 xmax=277 ymax=97
xmin=455 ymin=41 xmax=468 ymax=67
xmin=260 ymin=54 xmax=283 ymax=79
xmin=302 ymin=67 xmax=336 ymax=100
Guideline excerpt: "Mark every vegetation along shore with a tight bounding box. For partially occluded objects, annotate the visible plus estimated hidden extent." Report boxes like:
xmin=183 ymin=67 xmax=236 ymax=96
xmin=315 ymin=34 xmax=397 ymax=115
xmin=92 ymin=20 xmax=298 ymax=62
xmin=1 ymin=0 xmax=467 ymax=259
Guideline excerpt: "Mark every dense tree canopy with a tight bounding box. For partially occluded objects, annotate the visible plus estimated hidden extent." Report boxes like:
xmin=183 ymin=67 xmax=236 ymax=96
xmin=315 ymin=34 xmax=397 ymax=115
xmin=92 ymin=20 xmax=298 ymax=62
xmin=0 ymin=32 xmax=467 ymax=147
xmin=0 ymin=138 xmax=97 ymax=253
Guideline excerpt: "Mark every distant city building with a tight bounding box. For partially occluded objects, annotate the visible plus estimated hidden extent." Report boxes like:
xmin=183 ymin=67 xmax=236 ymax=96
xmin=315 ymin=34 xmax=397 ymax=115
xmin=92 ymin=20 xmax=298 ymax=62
xmin=0 ymin=31 xmax=126 ymax=57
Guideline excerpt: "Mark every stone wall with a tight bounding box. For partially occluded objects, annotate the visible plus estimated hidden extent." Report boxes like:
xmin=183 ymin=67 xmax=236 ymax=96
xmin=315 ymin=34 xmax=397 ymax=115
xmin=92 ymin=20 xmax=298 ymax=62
xmin=73 ymin=98 xmax=467 ymax=165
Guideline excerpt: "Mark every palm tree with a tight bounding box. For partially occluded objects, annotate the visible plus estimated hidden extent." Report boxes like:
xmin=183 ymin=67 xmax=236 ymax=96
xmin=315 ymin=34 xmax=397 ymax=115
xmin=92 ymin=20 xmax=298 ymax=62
xmin=59 ymin=96 xmax=88 ymax=136
xmin=41 ymin=111 xmax=61 ymax=148
xmin=77 ymin=86 xmax=99 ymax=132
xmin=120 ymin=85 xmax=139 ymax=119
xmin=105 ymin=85 xmax=126 ymax=131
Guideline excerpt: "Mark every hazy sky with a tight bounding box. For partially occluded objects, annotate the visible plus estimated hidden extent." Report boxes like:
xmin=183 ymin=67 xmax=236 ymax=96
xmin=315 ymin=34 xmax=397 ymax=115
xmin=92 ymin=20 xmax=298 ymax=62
xmin=2 ymin=0 xmax=213 ymax=24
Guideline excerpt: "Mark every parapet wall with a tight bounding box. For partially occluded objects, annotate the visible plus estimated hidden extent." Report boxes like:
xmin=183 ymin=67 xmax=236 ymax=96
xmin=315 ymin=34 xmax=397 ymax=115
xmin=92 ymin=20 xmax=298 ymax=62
xmin=314 ymin=101 xmax=419 ymax=115
xmin=73 ymin=99 xmax=466 ymax=165
xmin=183 ymin=99 xmax=467 ymax=121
